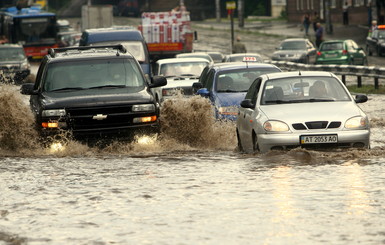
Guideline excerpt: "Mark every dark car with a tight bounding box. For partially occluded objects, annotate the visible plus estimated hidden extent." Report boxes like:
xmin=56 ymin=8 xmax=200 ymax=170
xmin=272 ymin=38 xmax=317 ymax=64
xmin=315 ymin=39 xmax=367 ymax=65
xmin=20 ymin=45 xmax=166 ymax=141
xmin=193 ymin=62 xmax=281 ymax=121
xmin=0 ymin=44 xmax=30 ymax=84
xmin=366 ymin=25 xmax=385 ymax=56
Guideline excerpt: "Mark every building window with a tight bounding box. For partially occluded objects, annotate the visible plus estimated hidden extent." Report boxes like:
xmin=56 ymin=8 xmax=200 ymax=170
xmin=331 ymin=0 xmax=336 ymax=8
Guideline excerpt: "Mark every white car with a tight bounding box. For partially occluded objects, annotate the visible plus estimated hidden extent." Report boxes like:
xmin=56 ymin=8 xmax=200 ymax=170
xmin=154 ymin=57 xmax=209 ymax=99
xmin=175 ymin=52 xmax=214 ymax=65
xmin=236 ymin=71 xmax=370 ymax=153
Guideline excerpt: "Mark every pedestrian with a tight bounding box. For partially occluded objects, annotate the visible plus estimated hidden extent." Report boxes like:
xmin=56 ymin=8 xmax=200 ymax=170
xmin=343 ymin=2 xmax=349 ymax=25
xmin=368 ymin=20 xmax=378 ymax=37
xmin=313 ymin=11 xmax=320 ymax=32
xmin=232 ymin=36 xmax=247 ymax=54
xmin=315 ymin=22 xmax=324 ymax=48
xmin=302 ymin=13 xmax=311 ymax=36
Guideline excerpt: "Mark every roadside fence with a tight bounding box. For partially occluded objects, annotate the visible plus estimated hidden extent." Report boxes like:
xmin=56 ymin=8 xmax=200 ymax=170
xmin=268 ymin=61 xmax=385 ymax=89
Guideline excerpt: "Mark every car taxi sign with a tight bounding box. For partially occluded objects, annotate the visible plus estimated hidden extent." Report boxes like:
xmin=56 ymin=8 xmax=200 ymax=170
xmin=243 ymin=56 xmax=257 ymax=62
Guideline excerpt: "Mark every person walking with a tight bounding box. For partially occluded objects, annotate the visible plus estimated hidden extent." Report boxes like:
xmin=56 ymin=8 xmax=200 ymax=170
xmin=232 ymin=36 xmax=247 ymax=54
xmin=313 ymin=11 xmax=320 ymax=32
xmin=368 ymin=20 xmax=378 ymax=37
xmin=303 ymin=13 xmax=311 ymax=36
xmin=343 ymin=2 xmax=349 ymax=25
xmin=315 ymin=22 xmax=324 ymax=48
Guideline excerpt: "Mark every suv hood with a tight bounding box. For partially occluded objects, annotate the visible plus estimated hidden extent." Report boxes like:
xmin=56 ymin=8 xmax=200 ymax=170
xmin=41 ymin=87 xmax=153 ymax=109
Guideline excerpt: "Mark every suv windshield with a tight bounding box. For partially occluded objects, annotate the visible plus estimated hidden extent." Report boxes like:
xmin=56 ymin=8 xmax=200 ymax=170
xmin=43 ymin=58 xmax=145 ymax=92
xmin=261 ymin=76 xmax=351 ymax=105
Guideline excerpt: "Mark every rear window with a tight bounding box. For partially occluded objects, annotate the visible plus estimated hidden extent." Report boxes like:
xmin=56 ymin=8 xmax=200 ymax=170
xmin=43 ymin=58 xmax=145 ymax=92
xmin=320 ymin=42 xmax=344 ymax=51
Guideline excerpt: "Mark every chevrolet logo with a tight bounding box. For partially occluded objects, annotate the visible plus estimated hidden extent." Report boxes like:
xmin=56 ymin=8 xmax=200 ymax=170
xmin=92 ymin=114 xmax=107 ymax=120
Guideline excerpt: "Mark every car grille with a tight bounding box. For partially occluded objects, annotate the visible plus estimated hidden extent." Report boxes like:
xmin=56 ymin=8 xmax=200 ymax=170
xmin=0 ymin=66 xmax=20 ymax=73
xmin=292 ymin=121 xmax=341 ymax=130
xmin=65 ymin=105 xmax=153 ymax=132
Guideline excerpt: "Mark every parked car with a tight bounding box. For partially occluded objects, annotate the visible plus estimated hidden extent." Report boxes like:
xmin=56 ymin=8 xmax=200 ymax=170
xmin=366 ymin=24 xmax=385 ymax=56
xmin=315 ymin=39 xmax=368 ymax=65
xmin=223 ymin=53 xmax=263 ymax=63
xmin=176 ymin=52 xmax=214 ymax=65
xmin=271 ymin=38 xmax=317 ymax=64
xmin=193 ymin=62 xmax=281 ymax=121
xmin=0 ymin=44 xmax=30 ymax=84
xmin=20 ymin=45 xmax=167 ymax=141
xmin=236 ymin=71 xmax=370 ymax=153
xmin=154 ymin=57 xmax=209 ymax=99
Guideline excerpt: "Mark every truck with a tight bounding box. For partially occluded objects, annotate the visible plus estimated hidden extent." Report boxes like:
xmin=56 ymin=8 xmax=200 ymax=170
xmin=138 ymin=11 xmax=194 ymax=61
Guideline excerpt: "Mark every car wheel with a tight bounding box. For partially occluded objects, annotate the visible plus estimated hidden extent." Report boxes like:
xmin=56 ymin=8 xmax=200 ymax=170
xmin=366 ymin=46 xmax=372 ymax=56
xmin=252 ymin=132 xmax=260 ymax=153
xmin=236 ymin=130 xmax=244 ymax=152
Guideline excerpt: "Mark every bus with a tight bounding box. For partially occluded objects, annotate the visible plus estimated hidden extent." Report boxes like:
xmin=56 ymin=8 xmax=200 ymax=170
xmin=0 ymin=5 xmax=57 ymax=59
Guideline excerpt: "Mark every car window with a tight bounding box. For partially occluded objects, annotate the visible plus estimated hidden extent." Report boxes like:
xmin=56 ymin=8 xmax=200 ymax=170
xmin=245 ymin=78 xmax=262 ymax=105
xmin=260 ymin=76 xmax=351 ymax=105
xmin=0 ymin=47 xmax=26 ymax=61
xmin=159 ymin=61 xmax=208 ymax=77
xmin=205 ymin=69 xmax=215 ymax=90
xmin=280 ymin=41 xmax=306 ymax=50
xmin=320 ymin=42 xmax=343 ymax=51
xmin=43 ymin=58 xmax=145 ymax=92
xmin=215 ymin=67 xmax=280 ymax=93
xmin=199 ymin=66 xmax=210 ymax=87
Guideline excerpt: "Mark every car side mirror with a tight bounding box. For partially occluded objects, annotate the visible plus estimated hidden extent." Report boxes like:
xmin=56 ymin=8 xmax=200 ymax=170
xmin=355 ymin=94 xmax=368 ymax=103
xmin=20 ymin=83 xmax=37 ymax=95
xmin=149 ymin=75 xmax=167 ymax=88
xmin=196 ymin=88 xmax=210 ymax=97
xmin=240 ymin=99 xmax=255 ymax=109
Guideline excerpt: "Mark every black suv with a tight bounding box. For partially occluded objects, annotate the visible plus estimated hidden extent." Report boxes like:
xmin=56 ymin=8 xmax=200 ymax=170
xmin=21 ymin=45 xmax=166 ymax=140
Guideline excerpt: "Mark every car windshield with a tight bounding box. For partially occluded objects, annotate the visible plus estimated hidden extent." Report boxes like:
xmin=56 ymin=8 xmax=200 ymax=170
xmin=261 ymin=76 xmax=351 ymax=105
xmin=320 ymin=42 xmax=344 ymax=51
xmin=177 ymin=54 xmax=212 ymax=63
xmin=91 ymin=41 xmax=146 ymax=62
xmin=43 ymin=58 xmax=145 ymax=92
xmin=279 ymin=41 xmax=306 ymax=50
xmin=160 ymin=61 xmax=208 ymax=77
xmin=0 ymin=48 xmax=26 ymax=62
xmin=216 ymin=67 xmax=281 ymax=92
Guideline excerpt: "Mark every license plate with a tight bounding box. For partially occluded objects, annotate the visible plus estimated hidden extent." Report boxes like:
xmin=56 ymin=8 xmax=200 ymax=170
xmin=325 ymin=54 xmax=337 ymax=58
xmin=300 ymin=134 xmax=338 ymax=144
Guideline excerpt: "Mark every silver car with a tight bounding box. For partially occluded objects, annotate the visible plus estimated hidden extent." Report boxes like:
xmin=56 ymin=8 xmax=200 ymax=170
xmin=236 ymin=71 xmax=370 ymax=153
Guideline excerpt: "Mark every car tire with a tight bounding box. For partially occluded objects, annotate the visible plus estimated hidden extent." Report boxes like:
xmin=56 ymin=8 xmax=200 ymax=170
xmin=236 ymin=130 xmax=244 ymax=152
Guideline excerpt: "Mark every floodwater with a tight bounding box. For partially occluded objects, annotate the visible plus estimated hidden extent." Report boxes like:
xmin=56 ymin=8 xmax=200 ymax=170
xmin=1 ymin=84 xmax=385 ymax=245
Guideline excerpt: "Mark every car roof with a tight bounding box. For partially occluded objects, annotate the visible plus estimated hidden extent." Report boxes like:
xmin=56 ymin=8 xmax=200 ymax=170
xmin=260 ymin=71 xmax=335 ymax=80
xmin=210 ymin=62 xmax=280 ymax=72
xmin=156 ymin=57 xmax=210 ymax=65
xmin=82 ymin=28 xmax=143 ymax=43
xmin=282 ymin=38 xmax=308 ymax=42
xmin=226 ymin=53 xmax=262 ymax=57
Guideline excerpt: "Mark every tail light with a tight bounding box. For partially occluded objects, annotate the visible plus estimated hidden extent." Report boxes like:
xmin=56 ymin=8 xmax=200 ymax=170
xmin=342 ymin=50 xmax=348 ymax=55
xmin=317 ymin=51 xmax=322 ymax=56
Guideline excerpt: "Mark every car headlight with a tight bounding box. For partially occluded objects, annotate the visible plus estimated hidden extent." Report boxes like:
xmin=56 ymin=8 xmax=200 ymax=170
xmin=218 ymin=106 xmax=238 ymax=115
xmin=21 ymin=62 xmax=30 ymax=70
xmin=42 ymin=109 xmax=66 ymax=117
xmin=132 ymin=104 xmax=155 ymax=112
xmin=345 ymin=116 xmax=368 ymax=129
xmin=263 ymin=120 xmax=289 ymax=132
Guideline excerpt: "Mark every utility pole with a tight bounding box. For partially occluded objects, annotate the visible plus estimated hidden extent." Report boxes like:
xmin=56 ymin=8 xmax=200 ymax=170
xmin=216 ymin=0 xmax=221 ymax=22
xmin=238 ymin=0 xmax=244 ymax=28
xmin=325 ymin=0 xmax=333 ymax=34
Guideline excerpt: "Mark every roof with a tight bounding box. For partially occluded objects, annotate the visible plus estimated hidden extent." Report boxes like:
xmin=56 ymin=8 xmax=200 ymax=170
xmin=261 ymin=71 xmax=335 ymax=80
xmin=211 ymin=62 xmax=280 ymax=72
xmin=82 ymin=28 xmax=143 ymax=44
xmin=0 ymin=6 xmax=55 ymax=18
xmin=156 ymin=57 xmax=210 ymax=65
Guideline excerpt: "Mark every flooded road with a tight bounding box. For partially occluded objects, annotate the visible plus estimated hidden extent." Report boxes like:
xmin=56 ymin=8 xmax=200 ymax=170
xmin=1 ymin=84 xmax=385 ymax=244
xmin=1 ymin=17 xmax=385 ymax=245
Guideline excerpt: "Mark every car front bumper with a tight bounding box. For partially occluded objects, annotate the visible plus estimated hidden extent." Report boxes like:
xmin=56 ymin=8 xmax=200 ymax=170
xmin=257 ymin=129 xmax=370 ymax=153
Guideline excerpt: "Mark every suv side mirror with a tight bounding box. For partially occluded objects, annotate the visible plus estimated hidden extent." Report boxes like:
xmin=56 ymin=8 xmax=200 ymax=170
xmin=355 ymin=94 xmax=368 ymax=103
xmin=149 ymin=75 xmax=167 ymax=88
xmin=196 ymin=88 xmax=210 ymax=97
xmin=20 ymin=83 xmax=37 ymax=95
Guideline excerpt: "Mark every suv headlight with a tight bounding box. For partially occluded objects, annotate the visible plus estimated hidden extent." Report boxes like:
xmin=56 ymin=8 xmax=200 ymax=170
xmin=42 ymin=109 xmax=66 ymax=117
xmin=132 ymin=104 xmax=155 ymax=112
xmin=345 ymin=116 xmax=368 ymax=129
xmin=263 ymin=120 xmax=289 ymax=132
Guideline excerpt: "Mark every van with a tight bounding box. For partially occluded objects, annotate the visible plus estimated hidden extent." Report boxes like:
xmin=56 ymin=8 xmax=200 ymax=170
xmin=79 ymin=27 xmax=151 ymax=76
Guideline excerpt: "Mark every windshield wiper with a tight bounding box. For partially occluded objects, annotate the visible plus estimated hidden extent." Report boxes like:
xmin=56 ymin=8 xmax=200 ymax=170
xmin=217 ymin=89 xmax=238 ymax=93
xmin=309 ymin=98 xmax=335 ymax=102
xmin=88 ymin=85 xmax=126 ymax=89
xmin=50 ymin=87 xmax=85 ymax=92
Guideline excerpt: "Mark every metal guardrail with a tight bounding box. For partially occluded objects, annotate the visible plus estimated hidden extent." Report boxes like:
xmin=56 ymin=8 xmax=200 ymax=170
xmin=268 ymin=61 xmax=385 ymax=89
